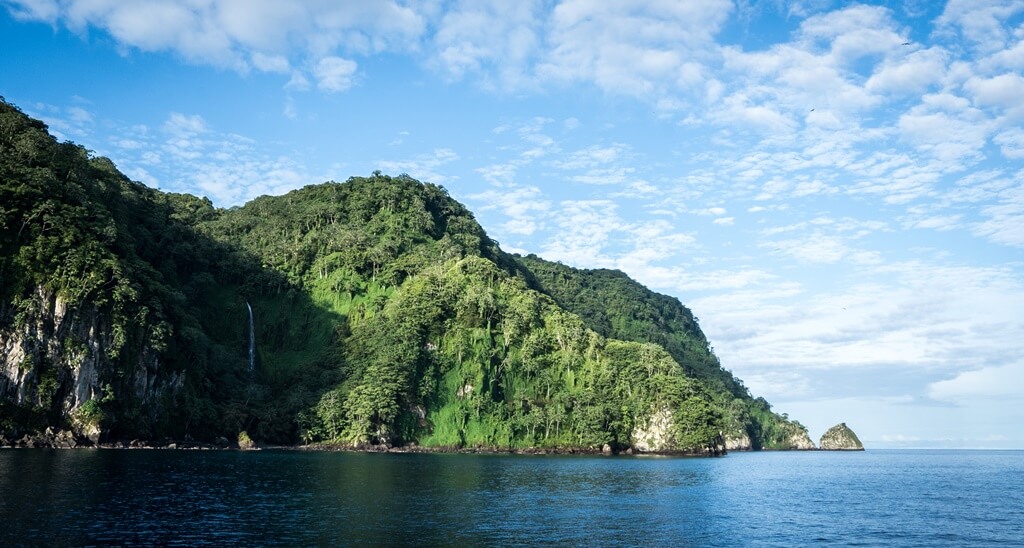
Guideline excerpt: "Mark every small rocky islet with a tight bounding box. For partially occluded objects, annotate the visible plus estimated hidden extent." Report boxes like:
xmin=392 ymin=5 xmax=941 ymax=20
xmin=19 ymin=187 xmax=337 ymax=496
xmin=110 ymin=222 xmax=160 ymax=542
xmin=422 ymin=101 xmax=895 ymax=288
xmin=819 ymin=423 xmax=865 ymax=451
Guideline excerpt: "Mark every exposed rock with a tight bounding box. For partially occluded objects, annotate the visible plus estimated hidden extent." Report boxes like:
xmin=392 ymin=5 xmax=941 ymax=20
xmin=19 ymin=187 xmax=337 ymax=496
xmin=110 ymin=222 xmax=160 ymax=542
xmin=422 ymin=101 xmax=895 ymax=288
xmin=601 ymin=444 xmax=613 ymax=454
xmin=1 ymin=287 xmax=184 ymax=440
xmin=819 ymin=423 xmax=864 ymax=451
xmin=632 ymin=407 xmax=675 ymax=453
xmin=12 ymin=427 xmax=91 ymax=448
xmin=786 ymin=430 xmax=816 ymax=450
xmin=726 ymin=432 xmax=752 ymax=451
xmin=237 ymin=431 xmax=257 ymax=450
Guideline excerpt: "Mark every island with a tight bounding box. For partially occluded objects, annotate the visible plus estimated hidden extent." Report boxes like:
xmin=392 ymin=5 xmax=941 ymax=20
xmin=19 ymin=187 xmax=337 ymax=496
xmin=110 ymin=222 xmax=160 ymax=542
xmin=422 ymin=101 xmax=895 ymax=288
xmin=1 ymin=98 xmax=813 ymax=455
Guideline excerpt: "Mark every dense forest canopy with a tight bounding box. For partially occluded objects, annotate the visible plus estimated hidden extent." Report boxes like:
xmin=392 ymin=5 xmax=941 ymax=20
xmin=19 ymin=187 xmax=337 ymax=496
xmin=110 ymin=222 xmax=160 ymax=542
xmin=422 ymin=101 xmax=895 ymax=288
xmin=0 ymin=98 xmax=807 ymax=452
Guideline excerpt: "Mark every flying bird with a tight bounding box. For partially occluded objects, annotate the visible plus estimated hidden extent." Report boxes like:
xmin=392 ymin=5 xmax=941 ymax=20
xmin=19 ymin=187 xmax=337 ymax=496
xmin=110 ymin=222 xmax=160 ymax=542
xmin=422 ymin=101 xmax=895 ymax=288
xmin=901 ymin=42 xmax=911 ymax=46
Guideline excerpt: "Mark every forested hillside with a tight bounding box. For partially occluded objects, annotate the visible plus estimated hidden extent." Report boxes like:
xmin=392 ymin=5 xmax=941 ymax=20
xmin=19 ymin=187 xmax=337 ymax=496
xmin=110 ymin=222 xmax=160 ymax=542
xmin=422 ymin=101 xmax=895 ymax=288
xmin=0 ymin=98 xmax=808 ymax=452
xmin=516 ymin=256 xmax=809 ymax=449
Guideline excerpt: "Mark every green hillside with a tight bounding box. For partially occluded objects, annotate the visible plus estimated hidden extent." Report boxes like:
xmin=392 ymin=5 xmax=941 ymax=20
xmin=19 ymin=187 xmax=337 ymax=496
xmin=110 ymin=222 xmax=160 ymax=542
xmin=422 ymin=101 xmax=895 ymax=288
xmin=1 ymin=98 xmax=806 ymax=453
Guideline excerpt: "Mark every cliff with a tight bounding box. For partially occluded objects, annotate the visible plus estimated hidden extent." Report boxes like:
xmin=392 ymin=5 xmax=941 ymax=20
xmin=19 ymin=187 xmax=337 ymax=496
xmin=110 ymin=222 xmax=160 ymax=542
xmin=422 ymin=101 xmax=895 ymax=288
xmin=786 ymin=430 xmax=816 ymax=450
xmin=0 ymin=287 xmax=180 ymax=443
xmin=819 ymin=423 xmax=864 ymax=450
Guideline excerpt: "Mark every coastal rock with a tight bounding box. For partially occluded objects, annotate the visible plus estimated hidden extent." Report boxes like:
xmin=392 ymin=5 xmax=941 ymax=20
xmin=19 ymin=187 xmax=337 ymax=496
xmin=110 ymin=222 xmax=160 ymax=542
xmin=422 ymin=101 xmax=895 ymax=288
xmin=786 ymin=430 xmax=816 ymax=450
xmin=725 ymin=432 xmax=752 ymax=451
xmin=1 ymin=287 xmax=183 ymax=441
xmin=631 ymin=407 xmax=675 ymax=452
xmin=13 ymin=427 xmax=90 ymax=448
xmin=237 ymin=431 xmax=257 ymax=450
xmin=819 ymin=423 xmax=864 ymax=451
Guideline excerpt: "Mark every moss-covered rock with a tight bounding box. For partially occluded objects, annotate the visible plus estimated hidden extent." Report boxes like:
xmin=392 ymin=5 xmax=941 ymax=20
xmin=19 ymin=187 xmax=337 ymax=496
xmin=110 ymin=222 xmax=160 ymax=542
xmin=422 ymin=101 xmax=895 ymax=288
xmin=819 ymin=423 xmax=864 ymax=450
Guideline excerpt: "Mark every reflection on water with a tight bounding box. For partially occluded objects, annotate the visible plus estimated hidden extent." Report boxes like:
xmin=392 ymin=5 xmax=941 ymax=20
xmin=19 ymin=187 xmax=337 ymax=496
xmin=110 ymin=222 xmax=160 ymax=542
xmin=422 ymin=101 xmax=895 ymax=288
xmin=1 ymin=449 xmax=1021 ymax=545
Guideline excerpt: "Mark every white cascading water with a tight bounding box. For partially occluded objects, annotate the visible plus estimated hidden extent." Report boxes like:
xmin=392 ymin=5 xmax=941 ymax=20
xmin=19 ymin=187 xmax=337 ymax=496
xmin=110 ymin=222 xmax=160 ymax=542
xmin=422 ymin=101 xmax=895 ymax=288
xmin=246 ymin=302 xmax=255 ymax=376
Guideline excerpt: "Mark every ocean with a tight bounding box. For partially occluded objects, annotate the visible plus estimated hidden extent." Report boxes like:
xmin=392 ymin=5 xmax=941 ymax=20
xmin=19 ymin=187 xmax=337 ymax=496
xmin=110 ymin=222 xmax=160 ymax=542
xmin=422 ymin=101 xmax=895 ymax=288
xmin=1 ymin=448 xmax=1020 ymax=546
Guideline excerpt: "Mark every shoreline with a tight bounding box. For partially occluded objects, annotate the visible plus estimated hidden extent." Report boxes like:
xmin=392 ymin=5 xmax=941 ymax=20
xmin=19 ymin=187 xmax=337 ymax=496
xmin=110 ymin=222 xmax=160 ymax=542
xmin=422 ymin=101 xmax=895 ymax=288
xmin=0 ymin=444 xmax=729 ymax=456
xmin=0 ymin=430 xmax=727 ymax=456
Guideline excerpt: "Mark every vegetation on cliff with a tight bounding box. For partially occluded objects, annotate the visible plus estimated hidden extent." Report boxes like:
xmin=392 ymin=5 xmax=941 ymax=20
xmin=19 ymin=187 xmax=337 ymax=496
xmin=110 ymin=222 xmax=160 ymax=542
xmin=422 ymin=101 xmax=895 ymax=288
xmin=0 ymin=98 xmax=807 ymax=452
xmin=515 ymin=257 xmax=811 ymax=449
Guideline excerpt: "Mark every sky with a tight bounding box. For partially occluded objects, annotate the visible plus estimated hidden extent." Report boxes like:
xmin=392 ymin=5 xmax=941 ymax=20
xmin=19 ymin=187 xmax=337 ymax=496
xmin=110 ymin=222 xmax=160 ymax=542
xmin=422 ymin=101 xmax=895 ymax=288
xmin=2 ymin=0 xmax=1023 ymax=449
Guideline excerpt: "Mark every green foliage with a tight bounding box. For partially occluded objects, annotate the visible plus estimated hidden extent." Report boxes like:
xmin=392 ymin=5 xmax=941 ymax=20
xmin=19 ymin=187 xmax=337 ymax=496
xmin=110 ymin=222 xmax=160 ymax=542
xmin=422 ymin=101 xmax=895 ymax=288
xmin=73 ymin=399 xmax=105 ymax=428
xmin=0 ymin=98 xmax=793 ymax=453
xmin=515 ymin=254 xmax=807 ymax=450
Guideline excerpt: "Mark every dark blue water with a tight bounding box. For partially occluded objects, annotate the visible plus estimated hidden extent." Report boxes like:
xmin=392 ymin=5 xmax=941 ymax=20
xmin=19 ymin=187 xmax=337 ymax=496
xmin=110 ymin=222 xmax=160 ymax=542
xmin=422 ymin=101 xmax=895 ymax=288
xmin=1 ymin=449 xmax=1021 ymax=546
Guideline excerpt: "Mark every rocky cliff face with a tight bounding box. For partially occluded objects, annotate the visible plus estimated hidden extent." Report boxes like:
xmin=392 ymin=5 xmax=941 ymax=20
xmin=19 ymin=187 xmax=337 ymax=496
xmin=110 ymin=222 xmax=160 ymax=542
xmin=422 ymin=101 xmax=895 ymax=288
xmin=630 ymin=407 xmax=725 ymax=455
xmin=786 ymin=430 xmax=816 ymax=450
xmin=819 ymin=423 xmax=864 ymax=450
xmin=725 ymin=431 xmax=752 ymax=451
xmin=0 ymin=287 xmax=182 ymax=441
xmin=632 ymin=407 xmax=676 ymax=453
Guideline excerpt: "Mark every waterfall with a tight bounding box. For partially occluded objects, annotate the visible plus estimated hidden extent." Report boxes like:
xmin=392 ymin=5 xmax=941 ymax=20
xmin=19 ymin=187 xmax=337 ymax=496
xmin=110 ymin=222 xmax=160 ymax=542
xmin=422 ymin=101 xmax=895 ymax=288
xmin=246 ymin=302 xmax=255 ymax=376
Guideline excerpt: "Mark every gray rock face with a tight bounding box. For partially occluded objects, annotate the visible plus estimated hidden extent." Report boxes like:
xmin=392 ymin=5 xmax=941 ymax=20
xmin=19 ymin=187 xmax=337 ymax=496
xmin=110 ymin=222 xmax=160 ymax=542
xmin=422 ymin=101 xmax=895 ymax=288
xmin=7 ymin=427 xmax=91 ymax=448
xmin=786 ymin=430 xmax=817 ymax=450
xmin=819 ymin=422 xmax=864 ymax=450
xmin=1 ymin=287 xmax=183 ymax=440
xmin=725 ymin=432 xmax=752 ymax=451
xmin=631 ymin=407 xmax=675 ymax=452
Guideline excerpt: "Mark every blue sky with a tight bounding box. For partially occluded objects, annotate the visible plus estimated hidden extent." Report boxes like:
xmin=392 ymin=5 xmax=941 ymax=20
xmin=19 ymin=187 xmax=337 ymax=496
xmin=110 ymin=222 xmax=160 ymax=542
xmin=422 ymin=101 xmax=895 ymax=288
xmin=2 ymin=0 xmax=1022 ymax=449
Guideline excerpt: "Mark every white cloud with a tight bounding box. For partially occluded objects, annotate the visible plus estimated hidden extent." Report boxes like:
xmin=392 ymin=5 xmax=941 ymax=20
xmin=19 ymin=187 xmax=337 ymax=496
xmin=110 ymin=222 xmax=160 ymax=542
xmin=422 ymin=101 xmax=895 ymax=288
xmin=963 ymin=72 xmax=1024 ymax=121
xmin=537 ymin=0 xmax=732 ymax=97
xmin=469 ymin=185 xmax=550 ymax=236
xmin=7 ymin=0 xmax=424 ymax=88
xmin=314 ymin=56 xmax=357 ymax=92
xmin=540 ymin=199 xmax=622 ymax=267
xmin=570 ymin=167 xmax=636 ymax=186
xmin=773 ymin=233 xmax=848 ymax=263
xmin=797 ymin=4 xmax=903 ymax=62
xmin=973 ymin=173 xmax=1024 ymax=247
xmin=714 ymin=93 xmax=797 ymax=134
xmin=994 ymin=128 xmax=1024 ymax=159
xmin=898 ymin=93 xmax=992 ymax=163
xmin=935 ymin=0 xmax=1024 ymax=54
xmin=929 ymin=364 xmax=1024 ymax=402
xmin=251 ymin=52 xmax=290 ymax=73
xmin=378 ymin=149 xmax=459 ymax=184
xmin=554 ymin=143 xmax=627 ymax=170
xmin=702 ymin=207 xmax=727 ymax=216
xmin=101 ymin=120 xmax=321 ymax=205
xmin=5 ymin=0 xmax=59 ymax=20
xmin=696 ymin=262 xmax=1024 ymax=397
xmin=430 ymin=0 xmax=541 ymax=89
xmin=163 ymin=112 xmax=208 ymax=136
xmin=865 ymin=48 xmax=949 ymax=95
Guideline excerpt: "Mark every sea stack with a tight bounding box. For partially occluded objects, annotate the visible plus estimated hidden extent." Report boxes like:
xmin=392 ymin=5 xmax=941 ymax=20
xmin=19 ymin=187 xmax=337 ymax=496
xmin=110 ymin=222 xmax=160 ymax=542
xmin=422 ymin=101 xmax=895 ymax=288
xmin=819 ymin=423 xmax=864 ymax=450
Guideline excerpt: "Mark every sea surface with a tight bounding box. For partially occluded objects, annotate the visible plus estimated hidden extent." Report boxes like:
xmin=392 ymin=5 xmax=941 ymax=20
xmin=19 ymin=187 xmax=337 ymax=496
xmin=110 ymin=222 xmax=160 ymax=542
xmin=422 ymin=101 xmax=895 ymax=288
xmin=1 ymin=448 xmax=1021 ymax=546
